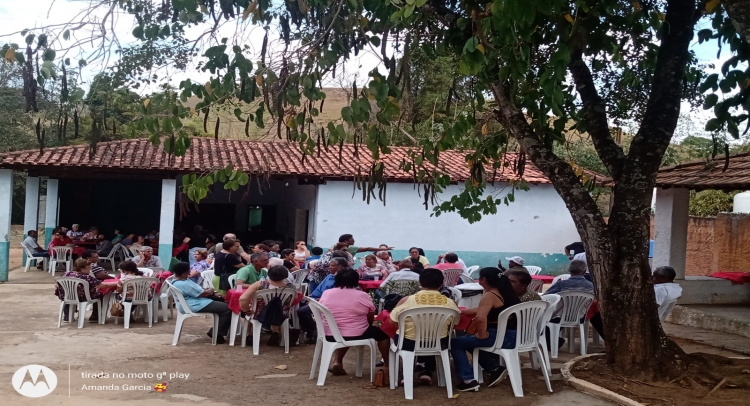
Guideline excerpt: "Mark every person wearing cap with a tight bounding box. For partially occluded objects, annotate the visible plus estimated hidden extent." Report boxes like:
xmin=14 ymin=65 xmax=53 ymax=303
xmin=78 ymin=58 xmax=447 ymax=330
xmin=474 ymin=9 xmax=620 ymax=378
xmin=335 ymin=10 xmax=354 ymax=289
xmin=498 ymin=256 xmax=528 ymax=274
xmin=133 ymin=246 xmax=163 ymax=268
xmin=67 ymin=224 xmax=84 ymax=240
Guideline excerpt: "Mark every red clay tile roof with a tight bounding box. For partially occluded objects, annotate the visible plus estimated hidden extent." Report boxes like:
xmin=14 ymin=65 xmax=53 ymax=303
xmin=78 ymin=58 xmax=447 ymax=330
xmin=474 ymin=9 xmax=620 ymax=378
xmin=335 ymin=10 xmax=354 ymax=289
xmin=655 ymin=151 xmax=750 ymax=190
xmin=0 ymin=137 xmax=560 ymax=183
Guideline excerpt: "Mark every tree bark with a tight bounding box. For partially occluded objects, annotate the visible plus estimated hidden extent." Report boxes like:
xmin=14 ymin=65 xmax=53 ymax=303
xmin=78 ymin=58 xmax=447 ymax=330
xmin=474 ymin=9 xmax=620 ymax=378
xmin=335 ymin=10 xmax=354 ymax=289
xmin=724 ymin=0 xmax=750 ymax=44
xmin=489 ymin=0 xmax=698 ymax=379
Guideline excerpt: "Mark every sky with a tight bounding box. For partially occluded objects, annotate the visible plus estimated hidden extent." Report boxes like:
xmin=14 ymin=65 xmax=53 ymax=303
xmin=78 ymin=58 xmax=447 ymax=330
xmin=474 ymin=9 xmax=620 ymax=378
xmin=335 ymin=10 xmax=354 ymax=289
xmin=0 ymin=0 xmax=743 ymax=138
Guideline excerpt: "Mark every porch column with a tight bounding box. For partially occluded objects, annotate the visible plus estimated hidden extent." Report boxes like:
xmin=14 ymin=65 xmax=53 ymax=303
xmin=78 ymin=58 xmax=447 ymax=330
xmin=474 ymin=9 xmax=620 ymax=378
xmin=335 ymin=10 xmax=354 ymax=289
xmin=23 ymin=176 xmax=40 ymax=263
xmin=44 ymin=179 xmax=59 ymax=247
xmin=0 ymin=170 xmax=14 ymax=281
xmin=158 ymin=179 xmax=176 ymax=268
xmin=653 ymin=187 xmax=690 ymax=279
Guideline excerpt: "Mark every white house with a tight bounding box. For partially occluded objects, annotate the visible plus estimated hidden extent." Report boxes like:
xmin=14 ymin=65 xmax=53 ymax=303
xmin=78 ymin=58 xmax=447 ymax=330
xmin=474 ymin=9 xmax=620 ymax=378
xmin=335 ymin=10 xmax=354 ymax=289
xmin=0 ymin=138 xmax=585 ymax=280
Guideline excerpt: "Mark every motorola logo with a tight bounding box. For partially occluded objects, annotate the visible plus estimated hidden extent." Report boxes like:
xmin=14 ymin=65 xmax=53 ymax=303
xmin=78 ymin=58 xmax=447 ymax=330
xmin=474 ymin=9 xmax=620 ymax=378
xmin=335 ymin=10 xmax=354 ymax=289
xmin=12 ymin=365 xmax=57 ymax=398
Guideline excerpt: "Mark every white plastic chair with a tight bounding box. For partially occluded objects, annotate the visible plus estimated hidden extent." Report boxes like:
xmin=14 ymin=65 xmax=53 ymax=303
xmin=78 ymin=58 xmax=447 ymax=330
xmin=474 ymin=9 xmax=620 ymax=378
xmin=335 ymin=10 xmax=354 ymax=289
xmin=56 ymin=277 xmax=105 ymax=328
xmin=441 ymin=268 xmax=464 ymax=287
xmin=22 ymin=244 xmax=48 ymax=272
xmin=153 ymin=275 xmax=174 ymax=323
xmin=49 ymin=246 xmax=73 ymax=275
xmin=100 ymin=243 xmax=123 ymax=273
xmin=472 ymin=301 xmax=552 ymax=397
xmin=307 ymin=298 xmax=378 ymax=386
xmin=528 ymin=279 xmax=544 ymax=293
xmin=447 ymin=287 xmax=462 ymax=304
xmin=129 ymin=246 xmax=142 ymax=258
xmin=228 ymin=274 xmax=236 ymax=289
xmin=550 ymin=274 xmax=570 ymax=285
xmin=114 ymin=277 xmax=158 ymax=329
xmin=536 ymin=294 xmax=561 ymax=374
xmin=458 ymin=274 xmax=475 ymax=284
xmin=547 ymin=292 xmax=595 ymax=358
xmin=289 ymin=269 xmax=309 ymax=294
xmin=389 ymin=307 xmax=460 ymax=400
xmin=240 ymin=288 xmax=298 ymax=355
xmin=525 ymin=266 xmax=542 ymax=275
xmin=466 ymin=265 xmax=480 ymax=278
xmin=167 ymin=280 xmax=220 ymax=345
xmin=138 ymin=268 xmax=154 ymax=277
xmin=658 ymin=299 xmax=679 ymax=322
xmin=200 ymin=270 xmax=215 ymax=289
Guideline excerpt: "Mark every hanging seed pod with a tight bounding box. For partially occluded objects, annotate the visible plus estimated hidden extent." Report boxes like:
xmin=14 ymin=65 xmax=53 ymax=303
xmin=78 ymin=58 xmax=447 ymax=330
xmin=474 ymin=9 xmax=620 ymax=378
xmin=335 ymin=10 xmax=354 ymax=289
xmin=203 ymin=108 xmax=210 ymax=133
xmin=245 ymin=116 xmax=250 ymax=137
xmin=214 ymin=116 xmax=220 ymax=140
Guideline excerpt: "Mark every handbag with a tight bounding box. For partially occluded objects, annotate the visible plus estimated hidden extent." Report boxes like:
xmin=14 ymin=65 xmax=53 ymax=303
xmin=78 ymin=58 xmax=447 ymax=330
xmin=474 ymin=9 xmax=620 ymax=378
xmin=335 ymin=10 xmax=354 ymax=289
xmin=465 ymin=318 xmax=477 ymax=335
xmin=374 ymin=368 xmax=389 ymax=388
xmin=110 ymin=302 xmax=125 ymax=317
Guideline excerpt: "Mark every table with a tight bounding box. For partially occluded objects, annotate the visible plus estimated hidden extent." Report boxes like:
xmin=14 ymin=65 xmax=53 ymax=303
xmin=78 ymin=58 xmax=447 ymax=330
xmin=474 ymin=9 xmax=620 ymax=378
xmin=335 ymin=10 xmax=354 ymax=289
xmin=73 ymin=240 xmax=98 ymax=246
xmin=97 ymin=279 xmax=120 ymax=295
xmin=358 ymin=279 xmax=383 ymax=290
xmin=531 ymin=274 xmax=555 ymax=283
xmin=457 ymin=283 xmax=484 ymax=308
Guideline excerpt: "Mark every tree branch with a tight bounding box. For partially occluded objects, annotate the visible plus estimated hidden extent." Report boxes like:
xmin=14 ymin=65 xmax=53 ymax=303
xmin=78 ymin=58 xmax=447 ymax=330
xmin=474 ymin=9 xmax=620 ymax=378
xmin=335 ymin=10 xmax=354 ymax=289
xmin=627 ymin=0 xmax=697 ymax=176
xmin=724 ymin=0 xmax=750 ymax=44
xmin=569 ymin=48 xmax=626 ymax=179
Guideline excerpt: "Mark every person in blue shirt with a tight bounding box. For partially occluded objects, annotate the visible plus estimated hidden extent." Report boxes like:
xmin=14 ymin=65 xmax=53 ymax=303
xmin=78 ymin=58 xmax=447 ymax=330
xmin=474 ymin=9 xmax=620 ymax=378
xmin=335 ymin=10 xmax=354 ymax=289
xmin=297 ymin=256 xmax=349 ymax=344
xmin=171 ymin=262 xmax=232 ymax=344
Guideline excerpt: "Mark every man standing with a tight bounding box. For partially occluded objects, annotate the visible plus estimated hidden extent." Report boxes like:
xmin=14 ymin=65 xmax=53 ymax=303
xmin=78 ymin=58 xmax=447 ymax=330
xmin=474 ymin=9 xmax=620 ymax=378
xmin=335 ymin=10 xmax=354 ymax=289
xmin=297 ymin=256 xmax=349 ymax=344
xmin=498 ymin=256 xmax=528 ymax=274
xmin=213 ymin=233 xmax=252 ymax=263
xmin=653 ymin=266 xmax=682 ymax=320
xmin=23 ymin=230 xmax=49 ymax=269
xmin=564 ymin=242 xmax=585 ymax=260
xmin=82 ymin=250 xmax=110 ymax=281
xmin=337 ymin=234 xmax=392 ymax=256
xmin=235 ymin=252 xmax=270 ymax=288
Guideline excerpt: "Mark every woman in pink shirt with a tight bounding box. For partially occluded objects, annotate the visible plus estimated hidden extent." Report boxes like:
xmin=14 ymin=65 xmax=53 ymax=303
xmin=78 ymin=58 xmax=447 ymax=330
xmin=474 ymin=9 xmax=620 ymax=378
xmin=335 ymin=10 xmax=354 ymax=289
xmin=319 ymin=269 xmax=390 ymax=376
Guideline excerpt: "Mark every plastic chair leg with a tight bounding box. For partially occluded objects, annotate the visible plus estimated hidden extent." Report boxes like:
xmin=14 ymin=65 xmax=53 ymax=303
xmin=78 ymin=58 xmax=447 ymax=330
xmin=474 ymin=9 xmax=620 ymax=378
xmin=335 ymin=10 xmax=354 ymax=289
xmin=435 ymin=355 xmax=445 ymax=387
xmin=505 ymin=351 xmax=524 ymax=397
xmin=368 ymin=342 xmax=376 ymax=383
xmin=240 ymin=319 xmax=249 ymax=348
xmin=568 ymin=327 xmax=575 ymax=354
xmin=211 ymin=315 xmax=219 ymax=345
xmin=283 ymin=320 xmax=290 ymax=353
xmin=252 ymin=321 xmax=262 ymax=355
xmin=123 ymin=302 xmax=132 ymax=329
xmin=57 ymin=302 xmax=64 ymax=327
xmin=77 ymin=303 xmax=87 ymax=328
xmin=549 ymin=324 xmax=561 ymax=358
xmin=440 ymin=351 xmax=454 ymax=398
xmin=68 ymin=303 xmax=75 ymax=324
xmin=229 ymin=313 xmax=240 ymax=346
xmin=389 ymin=348 xmax=397 ymax=389
xmin=579 ymin=323 xmax=587 ymax=355
xmin=355 ymin=346 xmax=364 ymax=378
xmin=400 ymin=351 xmax=415 ymax=400
xmin=472 ymin=348 xmax=482 ymax=381
xmin=309 ymin=340 xmax=322 ymax=379
xmin=147 ymin=302 xmax=153 ymax=327
xmin=536 ymin=348 xmax=553 ymax=393
xmin=316 ymin=343 xmax=336 ymax=386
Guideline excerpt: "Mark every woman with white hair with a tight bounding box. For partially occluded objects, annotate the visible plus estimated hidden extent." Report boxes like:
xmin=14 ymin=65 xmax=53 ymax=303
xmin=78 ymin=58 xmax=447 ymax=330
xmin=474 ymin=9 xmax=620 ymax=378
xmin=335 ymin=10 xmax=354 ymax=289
xmin=67 ymin=224 xmax=84 ymax=240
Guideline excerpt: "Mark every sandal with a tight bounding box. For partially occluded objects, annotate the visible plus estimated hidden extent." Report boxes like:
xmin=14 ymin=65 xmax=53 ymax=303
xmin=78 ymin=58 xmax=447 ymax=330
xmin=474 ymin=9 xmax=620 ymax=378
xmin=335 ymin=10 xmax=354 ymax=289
xmin=328 ymin=364 xmax=347 ymax=376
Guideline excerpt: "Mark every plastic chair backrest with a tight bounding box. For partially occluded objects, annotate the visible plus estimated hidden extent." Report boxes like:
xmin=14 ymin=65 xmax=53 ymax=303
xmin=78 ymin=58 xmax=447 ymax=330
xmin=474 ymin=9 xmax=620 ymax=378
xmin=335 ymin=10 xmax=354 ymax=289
xmin=200 ymin=270 xmax=215 ymax=289
xmin=129 ymin=246 xmax=141 ymax=257
xmin=458 ymin=274 xmax=475 ymax=284
xmin=551 ymin=274 xmax=571 ymax=285
xmin=51 ymin=246 xmax=73 ymax=261
xmin=526 ymin=266 xmax=542 ymax=275
xmin=447 ymin=287 xmax=462 ymax=303
xmin=138 ymin=268 xmax=154 ymax=277
xmin=466 ymin=265 xmax=480 ymax=277
xmin=539 ymin=294 xmax=561 ymax=330
xmin=557 ymin=292 xmax=595 ymax=325
xmin=528 ymin=279 xmax=544 ymax=293
xmin=158 ymin=275 xmax=174 ymax=296
xmin=121 ymin=277 xmax=159 ymax=305
xmin=56 ymin=277 xmax=92 ymax=304
xmin=101 ymin=243 xmax=122 ymax=260
xmin=382 ymin=279 xmax=420 ymax=296
xmin=307 ymin=298 xmax=348 ymax=343
xmin=395 ymin=307 xmax=460 ymax=353
xmin=228 ymin=274 xmax=236 ymax=289
xmin=166 ymin=280 xmax=197 ymax=316
xmin=250 ymin=288 xmax=297 ymax=318
xmin=289 ymin=269 xmax=309 ymax=289
xmin=658 ymin=299 xmax=678 ymax=321
xmin=442 ymin=268 xmax=464 ymax=287
xmin=492 ymin=301 xmax=549 ymax=351
xmin=22 ymin=243 xmax=36 ymax=258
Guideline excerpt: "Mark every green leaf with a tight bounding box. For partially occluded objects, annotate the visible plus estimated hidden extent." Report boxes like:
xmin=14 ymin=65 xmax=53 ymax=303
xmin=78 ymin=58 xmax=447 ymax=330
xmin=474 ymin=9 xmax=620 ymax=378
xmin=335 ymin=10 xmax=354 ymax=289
xmin=699 ymin=73 xmax=719 ymax=93
xmin=25 ymin=34 xmax=35 ymax=45
xmin=40 ymin=66 xmax=51 ymax=79
xmin=341 ymin=106 xmax=353 ymax=123
xmin=42 ymin=49 xmax=56 ymax=62
xmin=132 ymin=25 xmax=144 ymax=40
xmin=404 ymin=4 xmax=415 ymax=18
xmin=463 ymin=37 xmax=479 ymax=54
xmin=182 ymin=174 xmax=190 ymax=186
xmin=70 ymin=89 xmax=85 ymax=102
xmin=703 ymin=94 xmax=719 ymax=109
xmin=369 ymin=36 xmax=381 ymax=47
xmin=347 ymin=0 xmax=358 ymax=8
xmin=62 ymin=30 xmax=70 ymax=41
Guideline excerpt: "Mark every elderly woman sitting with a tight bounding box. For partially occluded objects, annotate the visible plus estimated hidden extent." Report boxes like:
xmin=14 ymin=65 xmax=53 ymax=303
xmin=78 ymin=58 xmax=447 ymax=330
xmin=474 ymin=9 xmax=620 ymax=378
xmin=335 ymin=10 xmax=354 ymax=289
xmin=239 ymin=265 xmax=297 ymax=346
xmin=189 ymin=249 xmax=211 ymax=282
xmin=55 ymin=259 xmax=117 ymax=322
xmin=376 ymin=250 xmax=397 ymax=274
xmin=319 ymin=269 xmax=390 ymax=376
xmin=357 ymin=254 xmax=387 ymax=280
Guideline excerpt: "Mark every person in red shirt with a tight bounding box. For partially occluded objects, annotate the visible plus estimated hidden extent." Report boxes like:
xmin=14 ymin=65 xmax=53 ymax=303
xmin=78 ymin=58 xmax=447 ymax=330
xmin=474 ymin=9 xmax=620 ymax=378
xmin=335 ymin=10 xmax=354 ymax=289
xmin=433 ymin=252 xmax=463 ymax=271
xmin=49 ymin=230 xmax=74 ymax=248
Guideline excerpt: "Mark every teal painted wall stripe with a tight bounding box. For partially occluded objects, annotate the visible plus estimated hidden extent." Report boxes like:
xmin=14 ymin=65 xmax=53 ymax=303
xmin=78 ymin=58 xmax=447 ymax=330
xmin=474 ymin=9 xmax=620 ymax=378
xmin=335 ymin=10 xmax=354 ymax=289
xmin=44 ymin=227 xmax=54 ymax=250
xmin=0 ymin=241 xmax=9 ymax=282
xmin=383 ymin=249 xmax=571 ymax=276
xmin=158 ymin=244 xmax=172 ymax=271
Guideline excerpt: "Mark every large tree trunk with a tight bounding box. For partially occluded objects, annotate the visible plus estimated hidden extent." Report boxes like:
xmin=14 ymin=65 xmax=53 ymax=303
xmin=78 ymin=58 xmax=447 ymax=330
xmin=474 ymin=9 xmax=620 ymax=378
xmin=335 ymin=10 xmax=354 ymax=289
xmin=724 ymin=0 xmax=750 ymax=44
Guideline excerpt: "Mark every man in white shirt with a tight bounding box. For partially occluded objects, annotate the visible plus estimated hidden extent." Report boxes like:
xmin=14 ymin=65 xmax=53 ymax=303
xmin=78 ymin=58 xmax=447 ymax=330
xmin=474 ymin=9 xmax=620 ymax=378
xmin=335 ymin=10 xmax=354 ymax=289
xmin=379 ymin=260 xmax=420 ymax=288
xmin=435 ymin=252 xmax=468 ymax=273
xmin=653 ymin=266 xmax=682 ymax=320
xmin=23 ymin=230 xmax=49 ymax=269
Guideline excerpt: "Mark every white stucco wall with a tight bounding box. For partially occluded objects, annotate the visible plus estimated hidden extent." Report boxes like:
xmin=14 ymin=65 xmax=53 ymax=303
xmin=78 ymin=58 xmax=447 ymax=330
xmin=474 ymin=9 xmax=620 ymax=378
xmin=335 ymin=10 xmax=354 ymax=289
xmin=313 ymin=181 xmax=580 ymax=261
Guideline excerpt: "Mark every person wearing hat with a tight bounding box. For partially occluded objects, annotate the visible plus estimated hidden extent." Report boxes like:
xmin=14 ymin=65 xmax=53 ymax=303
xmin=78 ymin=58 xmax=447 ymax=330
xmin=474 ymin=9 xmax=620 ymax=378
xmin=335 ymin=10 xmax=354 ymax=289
xmin=498 ymin=255 xmax=528 ymax=274
xmin=133 ymin=246 xmax=163 ymax=268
